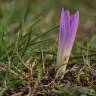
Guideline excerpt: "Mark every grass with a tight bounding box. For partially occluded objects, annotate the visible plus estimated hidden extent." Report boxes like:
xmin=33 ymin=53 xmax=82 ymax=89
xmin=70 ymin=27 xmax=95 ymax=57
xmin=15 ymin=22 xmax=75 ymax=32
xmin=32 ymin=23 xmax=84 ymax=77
xmin=0 ymin=0 xmax=96 ymax=96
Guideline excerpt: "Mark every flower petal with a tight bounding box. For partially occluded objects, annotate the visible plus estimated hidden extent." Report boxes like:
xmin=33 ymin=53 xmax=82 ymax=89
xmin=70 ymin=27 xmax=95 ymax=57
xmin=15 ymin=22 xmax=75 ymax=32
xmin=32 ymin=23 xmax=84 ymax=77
xmin=57 ymin=9 xmax=70 ymax=64
xmin=66 ymin=11 xmax=79 ymax=49
xmin=59 ymin=9 xmax=70 ymax=47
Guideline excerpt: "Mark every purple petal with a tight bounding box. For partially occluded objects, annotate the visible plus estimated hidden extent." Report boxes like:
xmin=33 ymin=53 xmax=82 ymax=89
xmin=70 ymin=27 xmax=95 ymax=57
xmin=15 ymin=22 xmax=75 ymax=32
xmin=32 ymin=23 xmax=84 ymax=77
xmin=66 ymin=11 xmax=79 ymax=49
xmin=59 ymin=9 xmax=70 ymax=48
xmin=57 ymin=8 xmax=70 ymax=64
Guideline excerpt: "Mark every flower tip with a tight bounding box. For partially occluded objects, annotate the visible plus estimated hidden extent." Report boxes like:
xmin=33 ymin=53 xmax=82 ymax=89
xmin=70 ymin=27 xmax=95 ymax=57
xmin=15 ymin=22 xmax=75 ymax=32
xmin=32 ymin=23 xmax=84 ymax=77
xmin=61 ymin=8 xmax=64 ymax=11
xmin=64 ymin=9 xmax=70 ymax=17
xmin=66 ymin=9 xmax=70 ymax=14
xmin=73 ymin=11 xmax=79 ymax=22
xmin=61 ymin=8 xmax=65 ymax=14
xmin=75 ymin=11 xmax=80 ymax=17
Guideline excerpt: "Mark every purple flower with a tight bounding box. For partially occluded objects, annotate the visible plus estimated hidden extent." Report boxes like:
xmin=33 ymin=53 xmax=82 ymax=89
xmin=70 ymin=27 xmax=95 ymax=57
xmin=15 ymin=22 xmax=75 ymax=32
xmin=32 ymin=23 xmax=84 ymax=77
xmin=57 ymin=8 xmax=79 ymax=67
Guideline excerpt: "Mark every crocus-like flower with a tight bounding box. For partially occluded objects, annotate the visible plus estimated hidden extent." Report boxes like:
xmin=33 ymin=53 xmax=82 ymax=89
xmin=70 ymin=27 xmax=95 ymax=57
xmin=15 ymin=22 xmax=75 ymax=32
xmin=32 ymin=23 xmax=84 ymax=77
xmin=57 ymin=8 xmax=79 ymax=73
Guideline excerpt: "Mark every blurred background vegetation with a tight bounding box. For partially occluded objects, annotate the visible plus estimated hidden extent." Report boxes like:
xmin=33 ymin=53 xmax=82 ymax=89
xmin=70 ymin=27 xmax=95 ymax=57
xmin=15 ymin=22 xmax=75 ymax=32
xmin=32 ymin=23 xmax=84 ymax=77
xmin=0 ymin=0 xmax=96 ymax=35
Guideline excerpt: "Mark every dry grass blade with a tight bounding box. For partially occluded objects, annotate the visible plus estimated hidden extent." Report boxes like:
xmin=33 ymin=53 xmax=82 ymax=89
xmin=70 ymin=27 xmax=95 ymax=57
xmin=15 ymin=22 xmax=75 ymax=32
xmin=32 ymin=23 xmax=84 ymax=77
xmin=31 ymin=69 xmax=41 ymax=96
xmin=11 ymin=92 xmax=23 ymax=96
